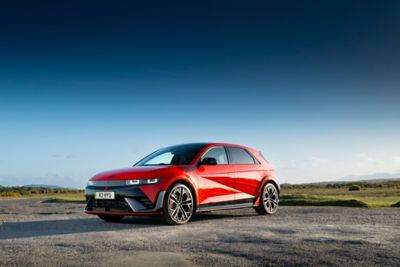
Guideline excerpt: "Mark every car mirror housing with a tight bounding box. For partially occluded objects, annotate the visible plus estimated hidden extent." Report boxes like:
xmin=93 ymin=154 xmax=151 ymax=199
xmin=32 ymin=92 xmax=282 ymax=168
xmin=199 ymin=157 xmax=218 ymax=166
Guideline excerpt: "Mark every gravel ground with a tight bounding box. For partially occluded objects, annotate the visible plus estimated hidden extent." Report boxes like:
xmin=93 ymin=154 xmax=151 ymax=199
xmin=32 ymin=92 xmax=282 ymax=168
xmin=0 ymin=198 xmax=399 ymax=266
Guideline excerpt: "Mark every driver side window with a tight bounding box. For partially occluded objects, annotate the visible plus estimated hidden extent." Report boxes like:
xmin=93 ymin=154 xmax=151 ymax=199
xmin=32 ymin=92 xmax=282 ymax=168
xmin=201 ymin=146 xmax=228 ymax=165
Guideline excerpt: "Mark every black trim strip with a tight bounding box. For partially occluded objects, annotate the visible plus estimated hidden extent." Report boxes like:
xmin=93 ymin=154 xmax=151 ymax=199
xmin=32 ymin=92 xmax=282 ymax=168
xmin=198 ymin=202 xmax=253 ymax=212
xmin=198 ymin=198 xmax=254 ymax=211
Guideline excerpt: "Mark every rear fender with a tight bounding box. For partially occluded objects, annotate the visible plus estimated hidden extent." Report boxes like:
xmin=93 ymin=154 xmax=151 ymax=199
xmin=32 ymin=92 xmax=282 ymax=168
xmin=253 ymin=176 xmax=280 ymax=206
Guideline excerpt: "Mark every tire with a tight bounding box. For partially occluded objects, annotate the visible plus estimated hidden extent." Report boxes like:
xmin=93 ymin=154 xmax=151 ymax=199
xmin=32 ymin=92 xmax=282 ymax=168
xmin=254 ymin=183 xmax=279 ymax=215
xmin=97 ymin=214 xmax=124 ymax=222
xmin=162 ymin=183 xmax=194 ymax=225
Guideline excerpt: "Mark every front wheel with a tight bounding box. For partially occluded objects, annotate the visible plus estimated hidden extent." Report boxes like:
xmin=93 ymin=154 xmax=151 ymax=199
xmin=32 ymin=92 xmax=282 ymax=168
xmin=97 ymin=214 xmax=124 ymax=222
xmin=162 ymin=183 xmax=194 ymax=225
xmin=254 ymin=183 xmax=279 ymax=215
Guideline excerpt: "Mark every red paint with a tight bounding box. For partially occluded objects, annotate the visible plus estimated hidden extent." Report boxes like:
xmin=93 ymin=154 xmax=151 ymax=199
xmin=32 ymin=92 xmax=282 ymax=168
xmin=86 ymin=142 xmax=279 ymax=217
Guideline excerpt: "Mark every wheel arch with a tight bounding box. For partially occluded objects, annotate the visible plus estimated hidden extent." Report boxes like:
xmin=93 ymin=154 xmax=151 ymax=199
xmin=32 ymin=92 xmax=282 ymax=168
xmin=266 ymin=179 xmax=280 ymax=195
xmin=254 ymin=176 xmax=280 ymax=206
xmin=258 ymin=176 xmax=280 ymax=194
xmin=165 ymin=177 xmax=198 ymax=212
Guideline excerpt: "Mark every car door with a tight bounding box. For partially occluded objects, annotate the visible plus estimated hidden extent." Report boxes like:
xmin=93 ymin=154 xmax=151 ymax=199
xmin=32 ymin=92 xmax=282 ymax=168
xmin=195 ymin=146 xmax=236 ymax=206
xmin=226 ymin=146 xmax=265 ymax=201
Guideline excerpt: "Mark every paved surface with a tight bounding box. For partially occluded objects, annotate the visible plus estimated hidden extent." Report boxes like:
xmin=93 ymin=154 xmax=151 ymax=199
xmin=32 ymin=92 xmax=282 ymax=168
xmin=0 ymin=198 xmax=399 ymax=266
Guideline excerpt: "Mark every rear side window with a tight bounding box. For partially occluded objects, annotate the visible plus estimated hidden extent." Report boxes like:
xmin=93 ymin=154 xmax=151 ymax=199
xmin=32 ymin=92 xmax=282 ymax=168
xmin=227 ymin=147 xmax=256 ymax=164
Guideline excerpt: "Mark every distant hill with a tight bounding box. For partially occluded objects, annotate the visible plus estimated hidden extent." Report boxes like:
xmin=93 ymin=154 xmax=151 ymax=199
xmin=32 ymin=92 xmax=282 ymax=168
xmin=281 ymin=177 xmax=400 ymax=187
xmin=338 ymin=173 xmax=400 ymax=182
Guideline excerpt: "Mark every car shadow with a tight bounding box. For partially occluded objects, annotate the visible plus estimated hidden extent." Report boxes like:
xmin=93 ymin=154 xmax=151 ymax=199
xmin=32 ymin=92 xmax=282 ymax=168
xmin=0 ymin=211 xmax=260 ymax=240
xmin=191 ymin=211 xmax=259 ymax=222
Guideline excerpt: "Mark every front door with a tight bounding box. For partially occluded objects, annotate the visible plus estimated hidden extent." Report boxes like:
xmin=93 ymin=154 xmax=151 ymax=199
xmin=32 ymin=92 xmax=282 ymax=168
xmin=195 ymin=146 xmax=236 ymax=206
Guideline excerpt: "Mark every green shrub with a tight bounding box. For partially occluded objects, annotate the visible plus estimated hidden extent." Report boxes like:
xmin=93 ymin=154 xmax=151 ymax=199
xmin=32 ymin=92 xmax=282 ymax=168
xmin=349 ymin=185 xmax=361 ymax=191
xmin=391 ymin=201 xmax=400 ymax=207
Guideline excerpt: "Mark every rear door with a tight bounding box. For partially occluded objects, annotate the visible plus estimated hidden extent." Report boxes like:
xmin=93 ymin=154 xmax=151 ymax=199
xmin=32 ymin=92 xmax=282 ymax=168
xmin=195 ymin=146 xmax=236 ymax=206
xmin=226 ymin=146 xmax=265 ymax=201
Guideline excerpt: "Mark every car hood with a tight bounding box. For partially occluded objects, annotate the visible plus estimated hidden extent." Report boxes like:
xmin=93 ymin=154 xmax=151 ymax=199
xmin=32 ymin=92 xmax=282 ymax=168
xmin=90 ymin=166 xmax=183 ymax=181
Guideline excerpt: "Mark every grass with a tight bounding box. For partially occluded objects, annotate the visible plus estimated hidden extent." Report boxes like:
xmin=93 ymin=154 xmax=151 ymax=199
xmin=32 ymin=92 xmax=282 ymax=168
xmin=1 ymin=181 xmax=400 ymax=208
xmin=280 ymin=197 xmax=368 ymax=207
xmin=0 ymin=187 xmax=85 ymax=202
xmin=281 ymin=182 xmax=400 ymax=208
xmin=42 ymin=193 xmax=85 ymax=203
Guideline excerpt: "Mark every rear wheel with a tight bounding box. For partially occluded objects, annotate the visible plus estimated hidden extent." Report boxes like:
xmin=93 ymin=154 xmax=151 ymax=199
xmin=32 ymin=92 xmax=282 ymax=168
xmin=97 ymin=214 xmax=124 ymax=222
xmin=162 ymin=183 xmax=194 ymax=225
xmin=254 ymin=183 xmax=279 ymax=215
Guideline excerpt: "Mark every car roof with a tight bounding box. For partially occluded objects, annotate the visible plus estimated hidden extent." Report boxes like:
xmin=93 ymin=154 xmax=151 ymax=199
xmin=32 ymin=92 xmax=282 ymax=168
xmin=176 ymin=142 xmax=255 ymax=150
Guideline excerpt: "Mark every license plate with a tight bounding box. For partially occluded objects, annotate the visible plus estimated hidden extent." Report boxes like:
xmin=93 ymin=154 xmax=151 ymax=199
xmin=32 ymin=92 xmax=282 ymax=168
xmin=95 ymin=192 xmax=115 ymax=199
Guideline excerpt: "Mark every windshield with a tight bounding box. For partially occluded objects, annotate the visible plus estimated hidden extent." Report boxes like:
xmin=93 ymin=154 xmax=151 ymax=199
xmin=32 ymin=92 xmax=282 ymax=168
xmin=134 ymin=143 xmax=207 ymax=166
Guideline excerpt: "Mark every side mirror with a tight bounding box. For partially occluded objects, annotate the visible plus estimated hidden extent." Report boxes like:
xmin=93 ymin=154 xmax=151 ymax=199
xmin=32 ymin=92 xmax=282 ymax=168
xmin=199 ymin=157 xmax=218 ymax=166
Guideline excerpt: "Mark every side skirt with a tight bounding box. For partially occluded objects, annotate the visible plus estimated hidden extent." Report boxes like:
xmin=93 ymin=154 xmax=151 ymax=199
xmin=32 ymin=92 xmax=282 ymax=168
xmin=197 ymin=198 xmax=254 ymax=212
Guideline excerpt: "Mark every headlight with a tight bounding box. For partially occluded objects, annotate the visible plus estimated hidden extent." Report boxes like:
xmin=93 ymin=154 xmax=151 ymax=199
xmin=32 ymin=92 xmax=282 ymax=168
xmin=126 ymin=178 xmax=161 ymax=185
xmin=126 ymin=179 xmax=140 ymax=185
xmin=87 ymin=181 xmax=94 ymax=186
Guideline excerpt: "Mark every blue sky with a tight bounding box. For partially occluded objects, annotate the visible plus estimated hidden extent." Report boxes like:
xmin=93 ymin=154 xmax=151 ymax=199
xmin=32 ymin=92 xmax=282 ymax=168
xmin=0 ymin=0 xmax=400 ymax=187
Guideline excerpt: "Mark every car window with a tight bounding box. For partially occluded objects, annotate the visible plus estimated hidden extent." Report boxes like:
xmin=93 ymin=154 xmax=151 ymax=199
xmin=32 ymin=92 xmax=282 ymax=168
xmin=135 ymin=143 xmax=206 ymax=166
xmin=143 ymin=152 xmax=174 ymax=165
xmin=200 ymin=146 xmax=228 ymax=165
xmin=227 ymin=147 xmax=256 ymax=164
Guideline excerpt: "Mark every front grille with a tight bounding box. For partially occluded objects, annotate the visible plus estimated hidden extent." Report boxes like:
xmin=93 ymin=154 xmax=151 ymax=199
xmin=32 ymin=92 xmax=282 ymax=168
xmin=86 ymin=196 xmax=132 ymax=213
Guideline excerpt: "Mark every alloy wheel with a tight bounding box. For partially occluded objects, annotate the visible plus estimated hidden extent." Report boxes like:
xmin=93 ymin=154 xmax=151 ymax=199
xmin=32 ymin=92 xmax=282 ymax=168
xmin=167 ymin=185 xmax=194 ymax=224
xmin=263 ymin=184 xmax=279 ymax=214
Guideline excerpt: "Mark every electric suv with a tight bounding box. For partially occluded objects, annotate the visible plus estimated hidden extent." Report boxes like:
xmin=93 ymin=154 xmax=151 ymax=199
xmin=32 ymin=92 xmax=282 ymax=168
xmin=85 ymin=143 xmax=279 ymax=225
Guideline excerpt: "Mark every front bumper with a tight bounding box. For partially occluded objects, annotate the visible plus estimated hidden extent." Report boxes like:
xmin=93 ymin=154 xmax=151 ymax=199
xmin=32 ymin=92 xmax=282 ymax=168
xmin=84 ymin=183 xmax=165 ymax=216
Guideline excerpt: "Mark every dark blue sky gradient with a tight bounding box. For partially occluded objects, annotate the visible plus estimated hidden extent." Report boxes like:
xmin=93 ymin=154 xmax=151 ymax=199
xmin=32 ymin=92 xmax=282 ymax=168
xmin=1 ymin=0 xmax=399 ymax=186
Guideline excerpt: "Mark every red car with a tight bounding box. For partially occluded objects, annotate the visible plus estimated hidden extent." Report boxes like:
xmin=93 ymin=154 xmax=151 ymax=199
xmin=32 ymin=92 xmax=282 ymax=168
xmin=85 ymin=143 xmax=279 ymax=225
